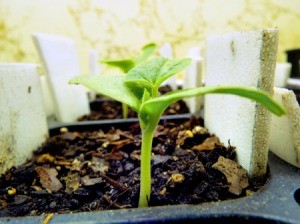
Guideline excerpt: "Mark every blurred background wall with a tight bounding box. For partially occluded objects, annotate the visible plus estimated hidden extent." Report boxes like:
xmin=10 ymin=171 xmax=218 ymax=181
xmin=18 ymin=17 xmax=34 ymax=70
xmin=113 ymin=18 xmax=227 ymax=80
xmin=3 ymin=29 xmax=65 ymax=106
xmin=1 ymin=0 xmax=300 ymax=74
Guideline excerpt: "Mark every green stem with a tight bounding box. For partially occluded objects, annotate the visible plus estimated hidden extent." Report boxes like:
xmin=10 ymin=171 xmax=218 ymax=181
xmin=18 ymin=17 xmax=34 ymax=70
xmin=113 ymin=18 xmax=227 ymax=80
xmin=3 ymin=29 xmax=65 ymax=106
xmin=138 ymin=114 xmax=160 ymax=207
xmin=122 ymin=103 xmax=128 ymax=119
xmin=152 ymin=87 xmax=159 ymax=98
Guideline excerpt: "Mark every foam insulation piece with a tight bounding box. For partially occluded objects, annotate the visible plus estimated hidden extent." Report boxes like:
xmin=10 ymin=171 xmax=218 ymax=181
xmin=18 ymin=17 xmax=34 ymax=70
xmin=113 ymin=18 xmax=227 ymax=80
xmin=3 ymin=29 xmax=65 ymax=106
xmin=274 ymin=63 xmax=292 ymax=87
xmin=183 ymin=57 xmax=203 ymax=113
xmin=32 ymin=33 xmax=90 ymax=123
xmin=40 ymin=75 xmax=55 ymax=117
xmin=160 ymin=43 xmax=177 ymax=90
xmin=269 ymin=87 xmax=300 ymax=168
xmin=204 ymin=28 xmax=278 ymax=178
xmin=0 ymin=63 xmax=48 ymax=174
xmin=88 ymin=49 xmax=101 ymax=101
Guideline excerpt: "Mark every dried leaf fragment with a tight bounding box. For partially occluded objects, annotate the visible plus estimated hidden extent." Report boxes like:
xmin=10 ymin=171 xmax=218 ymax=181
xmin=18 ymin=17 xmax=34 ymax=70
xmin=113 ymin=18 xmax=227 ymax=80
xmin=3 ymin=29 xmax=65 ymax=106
xmin=37 ymin=154 xmax=55 ymax=164
xmin=212 ymin=156 xmax=249 ymax=195
xmin=104 ymin=151 xmax=124 ymax=160
xmin=60 ymin=132 xmax=82 ymax=140
xmin=106 ymin=132 xmax=120 ymax=141
xmin=89 ymin=157 xmax=109 ymax=173
xmin=36 ymin=166 xmax=63 ymax=193
xmin=81 ymin=176 xmax=103 ymax=186
xmin=192 ymin=136 xmax=221 ymax=151
xmin=110 ymin=138 xmax=132 ymax=146
xmin=176 ymin=130 xmax=193 ymax=145
xmin=0 ymin=199 xmax=7 ymax=209
xmin=63 ymin=172 xmax=81 ymax=194
xmin=69 ymin=158 xmax=84 ymax=171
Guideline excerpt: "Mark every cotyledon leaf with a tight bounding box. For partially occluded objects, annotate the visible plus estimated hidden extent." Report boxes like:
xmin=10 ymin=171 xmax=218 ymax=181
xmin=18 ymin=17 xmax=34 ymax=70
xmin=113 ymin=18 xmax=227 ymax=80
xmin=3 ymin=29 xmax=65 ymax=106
xmin=141 ymin=85 xmax=287 ymax=117
xmin=100 ymin=59 xmax=135 ymax=73
xmin=69 ymin=75 xmax=141 ymax=112
xmin=100 ymin=43 xmax=156 ymax=73
xmin=125 ymin=57 xmax=192 ymax=95
xmin=133 ymin=43 xmax=157 ymax=64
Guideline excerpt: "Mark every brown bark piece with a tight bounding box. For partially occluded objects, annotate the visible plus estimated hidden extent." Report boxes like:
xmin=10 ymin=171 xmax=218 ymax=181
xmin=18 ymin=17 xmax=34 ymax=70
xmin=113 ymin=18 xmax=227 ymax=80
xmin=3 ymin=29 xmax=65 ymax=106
xmin=192 ymin=135 xmax=220 ymax=151
xmin=212 ymin=156 xmax=249 ymax=195
xmin=35 ymin=166 xmax=63 ymax=193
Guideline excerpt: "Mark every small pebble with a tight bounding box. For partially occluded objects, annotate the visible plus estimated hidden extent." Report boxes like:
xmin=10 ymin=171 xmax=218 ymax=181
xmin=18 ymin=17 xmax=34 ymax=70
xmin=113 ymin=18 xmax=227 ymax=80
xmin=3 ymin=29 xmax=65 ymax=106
xmin=7 ymin=187 xmax=16 ymax=195
xmin=193 ymin=126 xmax=208 ymax=134
xmin=171 ymin=173 xmax=185 ymax=183
xmin=124 ymin=162 xmax=134 ymax=172
xmin=185 ymin=130 xmax=194 ymax=138
xmin=159 ymin=187 xmax=167 ymax=195
xmin=37 ymin=154 xmax=55 ymax=164
xmin=60 ymin=127 xmax=68 ymax=133
xmin=49 ymin=201 xmax=57 ymax=209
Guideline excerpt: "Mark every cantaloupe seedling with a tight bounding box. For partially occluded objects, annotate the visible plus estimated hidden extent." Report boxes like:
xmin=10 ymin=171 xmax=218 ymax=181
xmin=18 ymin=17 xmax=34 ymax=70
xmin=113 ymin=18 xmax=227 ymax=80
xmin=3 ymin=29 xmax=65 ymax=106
xmin=70 ymin=56 xmax=286 ymax=207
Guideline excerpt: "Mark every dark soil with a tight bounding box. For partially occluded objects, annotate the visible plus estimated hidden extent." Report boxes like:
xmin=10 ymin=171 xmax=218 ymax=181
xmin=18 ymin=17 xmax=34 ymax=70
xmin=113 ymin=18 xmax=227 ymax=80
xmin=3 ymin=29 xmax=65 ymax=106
xmin=78 ymin=85 xmax=190 ymax=121
xmin=0 ymin=116 xmax=266 ymax=217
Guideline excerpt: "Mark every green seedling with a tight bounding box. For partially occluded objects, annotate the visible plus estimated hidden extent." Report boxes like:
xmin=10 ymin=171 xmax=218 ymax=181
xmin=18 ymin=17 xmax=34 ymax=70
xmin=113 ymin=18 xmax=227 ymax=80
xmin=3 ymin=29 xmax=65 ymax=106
xmin=101 ymin=43 xmax=157 ymax=118
xmin=70 ymin=56 xmax=286 ymax=208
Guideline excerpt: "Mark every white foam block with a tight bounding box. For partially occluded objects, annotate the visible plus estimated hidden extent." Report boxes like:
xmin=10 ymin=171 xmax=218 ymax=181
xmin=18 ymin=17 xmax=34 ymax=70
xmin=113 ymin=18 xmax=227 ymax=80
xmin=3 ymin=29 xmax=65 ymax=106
xmin=89 ymin=49 xmax=101 ymax=76
xmin=0 ymin=63 xmax=48 ymax=174
xmin=269 ymin=87 xmax=300 ymax=167
xmin=187 ymin=46 xmax=201 ymax=58
xmin=88 ymin=49 xmax=101 ymax=101
xmin=183 ymin=57 xmax=203 ymax=113
xmin=274 ymin=63 xmax=292 ymax=87
xmin=204 ymin=28 xmax=278 ymax=178
xmin=160 ymin=43 xmax=177 ymax=90
xmin=159 ymin=43 xmax=173 ymax=58
xmin=32 ymin=33 xmax=90 ymax=123
xmin=40 ymin=75 xmax=55 ymax=117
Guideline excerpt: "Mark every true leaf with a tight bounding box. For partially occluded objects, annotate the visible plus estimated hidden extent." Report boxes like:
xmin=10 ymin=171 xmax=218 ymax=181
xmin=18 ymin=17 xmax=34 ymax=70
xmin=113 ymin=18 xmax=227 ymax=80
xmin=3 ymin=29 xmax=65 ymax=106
xmin=156 ymin=57 xmax=192 ymax=86
xmin=125 ymin=57 xmax=192 ymax=96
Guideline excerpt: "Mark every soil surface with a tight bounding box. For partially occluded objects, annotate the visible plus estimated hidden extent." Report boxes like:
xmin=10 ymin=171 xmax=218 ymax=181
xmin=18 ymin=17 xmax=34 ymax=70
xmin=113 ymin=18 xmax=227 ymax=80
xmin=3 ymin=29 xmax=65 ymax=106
xmin=0 ymin=116 xmax=266 ymax=217
xmin=78 ymin=85 xmax=190 ymax=121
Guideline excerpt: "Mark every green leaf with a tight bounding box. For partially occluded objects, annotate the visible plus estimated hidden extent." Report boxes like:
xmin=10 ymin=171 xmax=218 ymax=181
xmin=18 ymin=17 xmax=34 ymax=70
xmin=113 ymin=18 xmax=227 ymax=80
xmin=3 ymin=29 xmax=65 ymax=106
xmin=125 ymin=57 xmax=166 ymax=94
xmin=100 ymin=43 xmax=156 ymax=73
xmin=125 ymin=57 xmax=192 ymax=96
xmin=156 ymin=57 xmax=192 ymax=86
xmin=100 ymin=59 xmax=135 ymax=73
xmin=69 ymin=75 xmax=140 ymax=111
xmin=133 ymin=43 xmax=157 ymax=64
xmin=141 ymin=85 xmax=287 ymax=118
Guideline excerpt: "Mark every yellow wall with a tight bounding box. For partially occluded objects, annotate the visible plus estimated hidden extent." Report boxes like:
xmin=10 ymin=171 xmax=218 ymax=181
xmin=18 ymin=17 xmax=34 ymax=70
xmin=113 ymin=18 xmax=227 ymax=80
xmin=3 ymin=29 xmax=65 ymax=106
xmin=1 ymin=0 xmax=300 ymax=74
